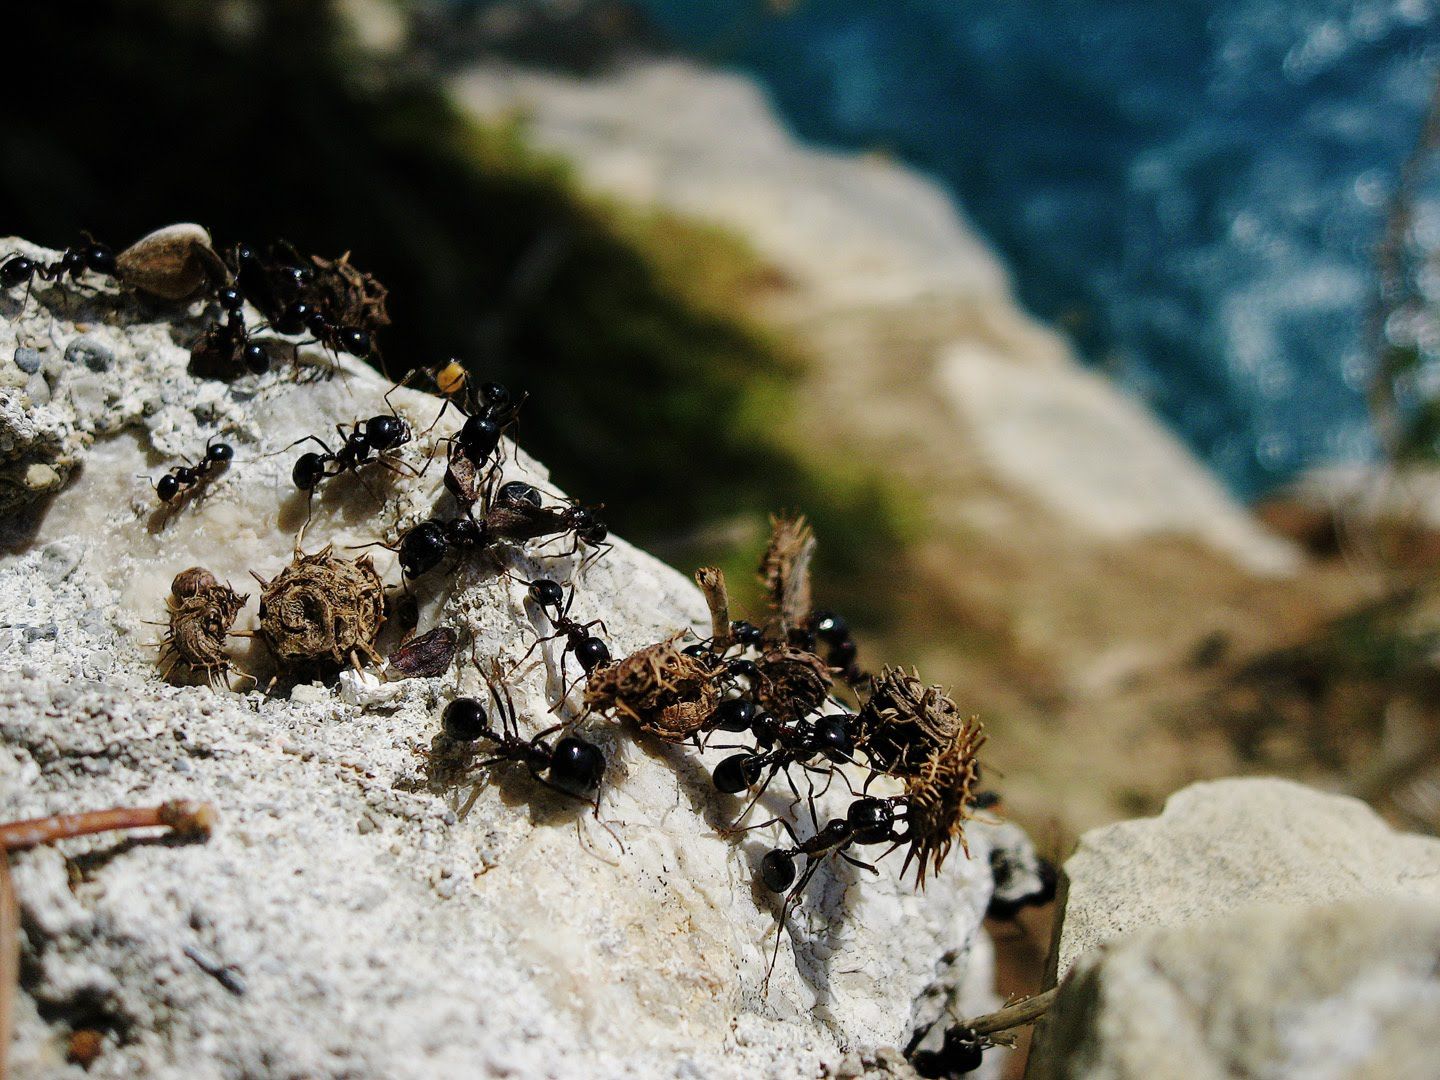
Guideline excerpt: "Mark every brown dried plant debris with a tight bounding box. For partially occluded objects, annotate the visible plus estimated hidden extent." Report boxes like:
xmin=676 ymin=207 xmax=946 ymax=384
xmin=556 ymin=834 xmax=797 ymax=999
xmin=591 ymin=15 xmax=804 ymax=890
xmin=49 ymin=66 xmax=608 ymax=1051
xmin=754 ymin=645 xmax=832 ymax=726
xmin=758 ymin=513 xmax=815 ymax=634
xmin=694 ymin=567 xmax=731 ymax=647
xmin=303 ymin=251 xmax=391 ymax=333
xmin=158 ymin=567 xmax=248 ymax=687
xmin=254 ymin=547 xmax=385 ymax=672
xmin=387 ymin=626 xmax=460 ymax=680
xmin=856 ymin=666 xmax=973 ymax=777
xmin=584 ymin=636 xmax=722 ymax=741
xmin=115 ymin=223 xmax=226 ymax=301
xmin=900 ymin=719 xmax=986 ymax=887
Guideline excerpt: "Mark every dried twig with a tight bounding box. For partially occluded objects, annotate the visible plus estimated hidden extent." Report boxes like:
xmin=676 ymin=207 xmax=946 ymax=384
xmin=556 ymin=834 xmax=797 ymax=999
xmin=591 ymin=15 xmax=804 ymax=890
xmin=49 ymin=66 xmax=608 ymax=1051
xmin=694 ymin=567 xmax=731 ymax=647
xmin=0 ymin=857 xmax=15 ymax=1080
xmin=960 ymin=986 xmax=1058 ymax=1037
xmin=0 ymin=801 xmax=215 ymax=852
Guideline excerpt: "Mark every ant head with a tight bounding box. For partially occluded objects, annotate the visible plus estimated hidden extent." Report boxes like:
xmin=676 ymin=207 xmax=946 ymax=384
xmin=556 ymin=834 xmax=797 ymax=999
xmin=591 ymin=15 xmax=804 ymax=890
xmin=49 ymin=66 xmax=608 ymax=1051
xmin=730 ymin=620 xmax=763 ymax=647
xmin=205 ymin=440 xmax=235 ymax=465
xmin=155 ymin=474 xmax=181 ymax=502
xmin=812 ymin=714 xmax=853 ymax=760
xmin=243 ymin=342 xmax=271 ymax=375
xmin=339 ymin=326 xmax=371 ymax=356
xmin=525 ymin=577 xmax=566 ymax=611
xmin=574 ymin=635 xmax=610 ymax=672
xmin=847 ymin=797 xmax=895 ymax=845
xmin=712 ymin=698 xmax=756 ymax=733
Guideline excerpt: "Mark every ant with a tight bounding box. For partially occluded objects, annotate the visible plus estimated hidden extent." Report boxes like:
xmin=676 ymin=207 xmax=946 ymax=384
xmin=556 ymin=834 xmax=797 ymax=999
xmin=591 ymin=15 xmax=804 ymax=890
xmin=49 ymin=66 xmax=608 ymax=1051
xmin=441 ymin=662 xmax=606 ymax=809
xmin=807 ymin=609 xmax=868 ymax=686
xmin=484 ymin=496 xmax=612 ymax=566
xmin=290 ymin=404 xmax=414 ymax=493
xmin=754 ymin=794 xmax=904 ymax=985
xmin=150 ymin=437 xmax=234 ymax=503
xmin=204 ymin=286 xmax=272 ymax=375
xmin=271 ymin=298 xmax=373 ymax=358
xmin=513 ymin=577 xmax=611 ymax=698
xmin=2 ymin=236 xmax=118 ymax=313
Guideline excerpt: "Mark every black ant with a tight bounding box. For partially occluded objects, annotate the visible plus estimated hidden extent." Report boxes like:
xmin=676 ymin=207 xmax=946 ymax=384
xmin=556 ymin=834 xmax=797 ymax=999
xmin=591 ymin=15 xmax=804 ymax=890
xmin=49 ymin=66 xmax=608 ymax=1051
xmin=290 ymin=406 xmax=414 ymax=493
xmin=441 ymin=662 xmax=606 ymax=809
xmin=150 ymin=437 xmax=234 ymax=503
xmin=807 ymin=609 xmax=868 ymax=686
xmin=754 ymin=795 xmax=905 ymax=985
xmin=202 ymin=286 xmax=272 ymax=375
xmin=513 ymin=577 xmax=611 ymax=698
xmin=484 ymin=496 xmax=612 ymax=566
xmin=2 ymin=236 xmax=118 ymax=313
xmin=271 ymin=298 xmax=373 ymax=358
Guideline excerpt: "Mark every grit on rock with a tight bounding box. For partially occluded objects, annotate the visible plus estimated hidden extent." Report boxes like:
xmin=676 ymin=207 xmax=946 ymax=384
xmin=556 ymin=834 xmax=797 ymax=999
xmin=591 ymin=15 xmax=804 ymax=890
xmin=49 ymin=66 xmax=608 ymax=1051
xmin=0 ymin=241 xmax=1020 ymax=1078
xmin=1027 ymin=778 xmax=1440 ymax=1078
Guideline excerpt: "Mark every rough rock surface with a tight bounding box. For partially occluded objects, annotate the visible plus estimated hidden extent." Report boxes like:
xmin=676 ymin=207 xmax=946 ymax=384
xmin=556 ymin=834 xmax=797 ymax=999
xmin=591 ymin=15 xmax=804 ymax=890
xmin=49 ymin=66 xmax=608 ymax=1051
xmin=1047 ymin=777 xmax=1440 ymax=984
xmin=0 ymin=240 xmax=1015 ymax=1078
xmin=1029 ymin=901 xmax=1440 ymax=1080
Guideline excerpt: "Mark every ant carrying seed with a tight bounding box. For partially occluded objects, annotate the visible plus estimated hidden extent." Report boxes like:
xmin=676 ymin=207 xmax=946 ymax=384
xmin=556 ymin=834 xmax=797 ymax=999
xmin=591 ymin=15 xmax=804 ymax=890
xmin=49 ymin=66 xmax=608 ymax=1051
xmin=151 ymin=437 xmax=234 ymax=504
xmin=442 ymin=662 xmax=607 ymax=810
xmin=512 ymin=576 xmax=611 ymax=699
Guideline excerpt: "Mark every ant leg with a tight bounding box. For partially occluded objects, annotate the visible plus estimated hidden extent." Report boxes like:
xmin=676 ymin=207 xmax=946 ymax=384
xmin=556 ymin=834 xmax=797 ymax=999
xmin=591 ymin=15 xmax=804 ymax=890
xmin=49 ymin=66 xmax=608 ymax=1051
xmin=839 ymin=852 xmax=879 ymax=875
xmin=513 ymin=628 xmax=565 ymax=673
xmin=725 ymin=763 xmax=781 ymax=831
xmin=764 ymin=856 xmax=823 ymax=993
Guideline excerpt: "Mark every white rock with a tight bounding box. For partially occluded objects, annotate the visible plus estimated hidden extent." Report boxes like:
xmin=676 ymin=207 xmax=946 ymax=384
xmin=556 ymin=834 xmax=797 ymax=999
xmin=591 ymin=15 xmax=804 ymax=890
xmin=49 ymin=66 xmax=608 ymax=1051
xmin=0 ymin=241 xmax=1003 ymax=1078
xmin=1049 ymin=778 xmax=1440 ymax=983
xmin=1028 ymin=901 xmax=1440 ymax=1080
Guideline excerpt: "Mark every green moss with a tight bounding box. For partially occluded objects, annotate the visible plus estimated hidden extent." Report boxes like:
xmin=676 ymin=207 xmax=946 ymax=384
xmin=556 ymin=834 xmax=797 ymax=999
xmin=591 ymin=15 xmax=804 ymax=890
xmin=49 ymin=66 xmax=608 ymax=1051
xmin=3 ymin=0 xmax=911 ymax=624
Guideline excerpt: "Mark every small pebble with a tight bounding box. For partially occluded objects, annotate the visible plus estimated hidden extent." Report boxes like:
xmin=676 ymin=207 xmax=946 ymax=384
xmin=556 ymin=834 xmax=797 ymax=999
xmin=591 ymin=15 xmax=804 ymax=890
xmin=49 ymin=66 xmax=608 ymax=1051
xmin=290 ymin=683 xmax=329 ymax=705
xmin=25 ymin=372 xmax=50 ymax=404
xmin=65 ymin=336 xmax=113 ymax=372
xmin=38 ymin=540 xmax=81 ymax=584
xmin=13 ymin=346 xmax=41 ymax=374
xmin=23 ymin=463 xmax=61 ymax=492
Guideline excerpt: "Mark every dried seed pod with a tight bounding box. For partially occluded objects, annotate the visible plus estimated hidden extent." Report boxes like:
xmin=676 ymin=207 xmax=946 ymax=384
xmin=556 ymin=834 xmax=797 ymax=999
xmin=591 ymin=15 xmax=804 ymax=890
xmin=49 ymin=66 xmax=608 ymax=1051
xmin=388 ymin=626 xmax=460 ymax=679
xmin=170 ymin=565 xmax=218 ymax=600
xmin=303 ymin=251 xmax=390 ymax=332
xmin=900 ymin=719 xmax=986 ymax=886
xmin=159 ymin=568 xmax=247 ymax=686
xmin=583 ymin=636 xmax=720 ymax=741
xmin=116 ymin=223 xmax=226 ymax=301
xmin=254 ymin=547 xmax=385 ymax=671
xmin=758 ymin=513 xmax=814 ymax=634
xmin=754 ymin=644 xmax=831 ymax=725
xmin=856 ymin=666 xmax=970 ymax=777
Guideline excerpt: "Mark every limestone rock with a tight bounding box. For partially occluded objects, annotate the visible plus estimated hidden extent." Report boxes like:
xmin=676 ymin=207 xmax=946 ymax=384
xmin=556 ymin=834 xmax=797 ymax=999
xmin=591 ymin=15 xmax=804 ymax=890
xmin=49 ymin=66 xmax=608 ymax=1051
xmin=1049 ymin=777 xmax=1440 ymax=983
xmin=0 ymin=241 xmax=1005 ymax=1078
xmin=1029 ymin=901 xmax=1440 ymax=1080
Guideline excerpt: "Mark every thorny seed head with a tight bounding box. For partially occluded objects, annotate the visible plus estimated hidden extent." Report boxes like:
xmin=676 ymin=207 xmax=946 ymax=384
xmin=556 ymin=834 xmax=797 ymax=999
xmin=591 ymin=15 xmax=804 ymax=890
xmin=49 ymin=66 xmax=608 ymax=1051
xmin=899 ymin=719 xmax=986 ymax=887
xmin=583 ymin=636 xmax=722 ymax=741
xmin=255 ymin=546 xmax=385 ymax=671
xmin=160 ymin=569 xmax=248 ymax=686
xmin=758 ymin=513 xmax=815 ymax=634
xmin=753 ymin=645 xmax=832 ymax=726
xmin=856 ymin=666 xmax=972 ymax=777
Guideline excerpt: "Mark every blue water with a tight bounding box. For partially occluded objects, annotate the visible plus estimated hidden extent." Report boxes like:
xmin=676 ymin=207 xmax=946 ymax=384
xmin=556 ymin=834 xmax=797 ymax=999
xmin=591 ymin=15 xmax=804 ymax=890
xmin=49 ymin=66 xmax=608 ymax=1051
xmin=630 ymin=0 xmax=1440 ymax=495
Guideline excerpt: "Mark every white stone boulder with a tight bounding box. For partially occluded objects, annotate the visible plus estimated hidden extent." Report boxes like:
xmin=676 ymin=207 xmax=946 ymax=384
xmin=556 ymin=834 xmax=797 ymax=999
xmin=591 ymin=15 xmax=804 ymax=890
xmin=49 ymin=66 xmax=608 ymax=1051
xmin=0 ymin=239 xmax=1009 ymax=1078
xmin=1028 ymin=778 xmax=1440 ymax=1078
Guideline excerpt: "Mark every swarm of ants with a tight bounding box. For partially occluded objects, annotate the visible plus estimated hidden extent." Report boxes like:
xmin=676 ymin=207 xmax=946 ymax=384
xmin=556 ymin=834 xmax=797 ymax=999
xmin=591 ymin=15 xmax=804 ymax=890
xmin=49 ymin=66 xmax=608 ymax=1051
xmin=4 ymin=227 xmax=1055 ymax=1075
